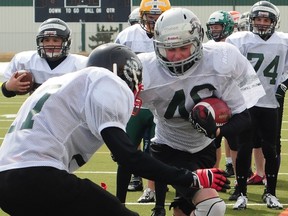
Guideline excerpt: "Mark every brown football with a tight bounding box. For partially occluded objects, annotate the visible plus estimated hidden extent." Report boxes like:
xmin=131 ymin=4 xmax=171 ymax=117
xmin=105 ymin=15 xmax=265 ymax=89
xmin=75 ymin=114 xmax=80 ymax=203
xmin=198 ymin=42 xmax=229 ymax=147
xmin=192 ymin=97 xmax=232 ymax=126
xmin=15 ymin=70 xmax=34 ymax=95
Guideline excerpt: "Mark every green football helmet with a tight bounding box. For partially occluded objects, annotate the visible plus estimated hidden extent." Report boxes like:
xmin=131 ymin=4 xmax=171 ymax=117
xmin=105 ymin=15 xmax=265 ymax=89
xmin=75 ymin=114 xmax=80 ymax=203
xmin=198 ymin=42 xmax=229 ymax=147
xmin=206 ymin=10 xmax=235 ymax=42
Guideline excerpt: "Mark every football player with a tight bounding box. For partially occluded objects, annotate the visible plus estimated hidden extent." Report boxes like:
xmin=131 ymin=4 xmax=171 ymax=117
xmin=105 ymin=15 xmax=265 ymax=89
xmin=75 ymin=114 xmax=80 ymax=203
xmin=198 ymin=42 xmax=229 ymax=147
xmin=1 ymin=18 xmax=87 ymax=97
xmin=0 ymin=43 xmax=230 ymax=216
xmin=247 ymin=3 xmax=281 ymax=187
xmin=226 ymin=0 xmax=287 ymax=210
xmin=114 ymin=0 xmax=171 ymax=207
xmin=206 ymin=10 xmax=235 ymax=43
xmin=138 ymin=8 xmax=264 ymax=216
xmin=205 ymin=10 xmax=237 ymax=178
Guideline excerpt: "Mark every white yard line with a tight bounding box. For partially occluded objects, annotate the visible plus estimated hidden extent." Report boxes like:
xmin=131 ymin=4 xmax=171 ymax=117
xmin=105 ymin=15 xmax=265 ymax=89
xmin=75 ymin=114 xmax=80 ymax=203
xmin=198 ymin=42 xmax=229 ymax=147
xmin=74 ymin=170 xmax=288 ymax=175
xmin=125 ymin=202 xmax=288 ymax=206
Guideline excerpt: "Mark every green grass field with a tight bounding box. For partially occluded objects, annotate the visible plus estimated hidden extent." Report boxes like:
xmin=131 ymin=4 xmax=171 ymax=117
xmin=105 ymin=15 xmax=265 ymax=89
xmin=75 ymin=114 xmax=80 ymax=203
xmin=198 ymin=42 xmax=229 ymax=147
xmin=0 ymin=93 xmax=287 ymax=216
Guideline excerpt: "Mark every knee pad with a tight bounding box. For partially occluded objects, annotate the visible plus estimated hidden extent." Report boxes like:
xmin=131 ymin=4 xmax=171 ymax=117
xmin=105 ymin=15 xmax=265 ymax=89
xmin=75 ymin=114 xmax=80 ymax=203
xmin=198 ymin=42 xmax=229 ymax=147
xmin=194 ymin=197 xmax=226 ymax=216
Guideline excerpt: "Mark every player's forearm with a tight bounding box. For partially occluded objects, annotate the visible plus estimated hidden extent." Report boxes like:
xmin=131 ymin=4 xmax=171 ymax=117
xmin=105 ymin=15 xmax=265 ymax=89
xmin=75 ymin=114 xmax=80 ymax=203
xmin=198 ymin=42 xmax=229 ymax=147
xmin=101 ymin=127 xmax=193 ymax=188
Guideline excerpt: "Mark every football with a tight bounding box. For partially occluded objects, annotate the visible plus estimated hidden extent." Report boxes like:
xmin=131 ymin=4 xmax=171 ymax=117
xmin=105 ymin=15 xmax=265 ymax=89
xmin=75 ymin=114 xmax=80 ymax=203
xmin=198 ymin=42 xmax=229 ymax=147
xmin=15 ymin=70 xmax=34 ymax=95
xmin=192 ymin=98 xmax=232 ymax=126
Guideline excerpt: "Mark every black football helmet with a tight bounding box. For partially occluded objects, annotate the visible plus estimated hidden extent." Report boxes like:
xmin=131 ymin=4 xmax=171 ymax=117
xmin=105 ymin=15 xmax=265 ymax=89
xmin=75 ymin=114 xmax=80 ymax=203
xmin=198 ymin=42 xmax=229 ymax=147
xmin=249 ymin=1 xmax=279 ymax=40
xmin=87 ymin=43 xmax=143 ymax=115
xmin=36 ymin=18 xmax=71 ymax=60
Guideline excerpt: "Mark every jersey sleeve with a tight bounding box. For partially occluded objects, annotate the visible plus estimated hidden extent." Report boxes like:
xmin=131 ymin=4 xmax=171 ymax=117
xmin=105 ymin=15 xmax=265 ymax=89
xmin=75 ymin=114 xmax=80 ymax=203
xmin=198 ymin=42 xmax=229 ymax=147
xmin=72 ymin=54 xmax=88 ymax=70
xmin=225 ymin=33 xmax=241 ymax=48
xmin=3 ymin=56 xmax=18 ymax=80
xmin=84 ymin=71 xmax=134 ymax=136
xmin=114 ymin=29 xmax=126 ymax=44
xmin=3 ymin=51 xmax=35 ymax=81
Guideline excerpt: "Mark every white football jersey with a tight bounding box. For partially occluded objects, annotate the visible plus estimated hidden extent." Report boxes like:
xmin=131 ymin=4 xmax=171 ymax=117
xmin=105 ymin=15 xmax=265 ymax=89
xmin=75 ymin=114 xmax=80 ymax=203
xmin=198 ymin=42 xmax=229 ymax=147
xmin=0 ymin=67 xmax=134 ymax=173
xmin=3 ymin=51 xmax=88 ymax=84
xmin=115 ymin=24 xmax=154 ymax=53
xmin=138 ymin=42 xmax=264 ymax=153
xmin=226 ymin=31 xmax=288 ymax=108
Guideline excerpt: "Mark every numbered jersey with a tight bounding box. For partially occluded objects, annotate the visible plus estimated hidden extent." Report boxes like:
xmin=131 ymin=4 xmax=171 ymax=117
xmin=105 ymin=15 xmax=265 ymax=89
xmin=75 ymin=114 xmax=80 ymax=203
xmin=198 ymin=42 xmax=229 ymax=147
xmin=138 ymin=42 xmax=264 ymax=153
xmin=0 ymin=67 xmax=134 ymax=173
xmin=226 ymin=31 xmax=288 ymax=108
xmin=115 ymin=24 xmax=154 ymax=53
xmin=3 ymin=51 xmax=87 ymax=84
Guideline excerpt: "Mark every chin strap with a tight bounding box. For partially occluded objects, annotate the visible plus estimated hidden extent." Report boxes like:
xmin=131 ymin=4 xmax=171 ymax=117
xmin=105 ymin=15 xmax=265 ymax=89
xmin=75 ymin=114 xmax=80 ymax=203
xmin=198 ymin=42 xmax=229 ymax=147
xmin=132 ymin=83 xmax=144 ymax=116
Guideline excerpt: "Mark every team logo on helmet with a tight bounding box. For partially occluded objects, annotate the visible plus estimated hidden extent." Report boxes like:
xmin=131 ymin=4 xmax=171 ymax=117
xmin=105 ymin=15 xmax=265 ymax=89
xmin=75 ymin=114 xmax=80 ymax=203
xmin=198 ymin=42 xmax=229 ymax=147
xmin=123 ymin=57 xmax=142 ymax=91
xmin=190 ymin=19 xmax=204 ymax=40
xmin=43 ymin=31 xmax=57 ymax=36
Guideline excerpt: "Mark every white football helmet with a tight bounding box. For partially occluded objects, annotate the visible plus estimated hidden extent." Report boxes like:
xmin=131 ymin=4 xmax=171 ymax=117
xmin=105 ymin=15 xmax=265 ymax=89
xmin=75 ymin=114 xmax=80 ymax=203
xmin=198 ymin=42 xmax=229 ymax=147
xmin=128 ymin=7 xmax=140 ymax=25
xmin=237 ymin=11 xmax=250 ymax=31
xmin=154 ymin=8 xmax=204 ymax=76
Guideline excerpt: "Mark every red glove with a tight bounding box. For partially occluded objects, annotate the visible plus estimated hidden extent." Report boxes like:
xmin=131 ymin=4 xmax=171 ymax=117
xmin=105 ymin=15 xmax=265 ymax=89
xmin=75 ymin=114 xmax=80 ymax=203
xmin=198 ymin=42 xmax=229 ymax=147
xmin=191 ymin=168 xmax=230 ymax=192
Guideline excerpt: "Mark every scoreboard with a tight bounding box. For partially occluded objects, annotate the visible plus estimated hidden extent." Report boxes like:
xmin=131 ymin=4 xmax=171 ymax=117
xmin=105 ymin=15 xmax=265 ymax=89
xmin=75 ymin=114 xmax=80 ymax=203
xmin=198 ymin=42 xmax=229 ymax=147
xmin=34 ymin=0 xmax=131 ymax=22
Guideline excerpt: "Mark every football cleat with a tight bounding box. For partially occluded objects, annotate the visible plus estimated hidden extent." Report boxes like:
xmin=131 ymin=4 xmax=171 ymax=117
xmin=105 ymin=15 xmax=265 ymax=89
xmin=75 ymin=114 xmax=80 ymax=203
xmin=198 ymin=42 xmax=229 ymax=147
xmin=233 ymin=193 xmax=248 ymax=210
xmin=128 ymin=176 xmax=143 ymax=191
xmin=247 ymin=173 xmax=265 ymax=185
xmin=138 ymin=188 xmax=155 ymax=203
xmin=151 ymin=206 xmax=166 ymax=216
xmin=262 ymin=193 xmax=283 ymax=209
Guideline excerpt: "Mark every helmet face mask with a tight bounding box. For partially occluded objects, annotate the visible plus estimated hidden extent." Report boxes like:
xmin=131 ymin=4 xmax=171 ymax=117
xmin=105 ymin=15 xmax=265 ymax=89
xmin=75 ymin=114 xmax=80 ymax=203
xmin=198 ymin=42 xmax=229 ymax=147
xmin=206 ymin=10 xmax=235 ymax=42
xmin=154 ymin=8 xmax=204 ymax=76
xmin=249 ymin=1 xmax=279 ymax=40
xmin=86 ymin=43 xmax=143 ymax=115
xmin=139 ymin=0 xmax=171 ymax=34
xmin=37 ymin=36 xmax=65 ymax=59
xmin=251 ymin=18 xmax=272 ymax=36
xmin=207 ymin=26 xmax=223 ymax=41
xmin=140 ymin=13 xmax=160 ymax=34
xmin=37 ymin=18 xmax=71 ymax=61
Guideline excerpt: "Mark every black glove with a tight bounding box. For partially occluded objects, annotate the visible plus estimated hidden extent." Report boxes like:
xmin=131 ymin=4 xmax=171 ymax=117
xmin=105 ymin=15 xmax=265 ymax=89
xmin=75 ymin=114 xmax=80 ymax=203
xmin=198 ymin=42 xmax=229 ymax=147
xmin=169 ymin=197 xmax=193 ymax=215
xmin=189 ymin=107 xmax=218 ymax=139
xmin=191 ymin=168 xmax=231 ymax=192
xmin=276 ymin=83 xmax=287 ymax=99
